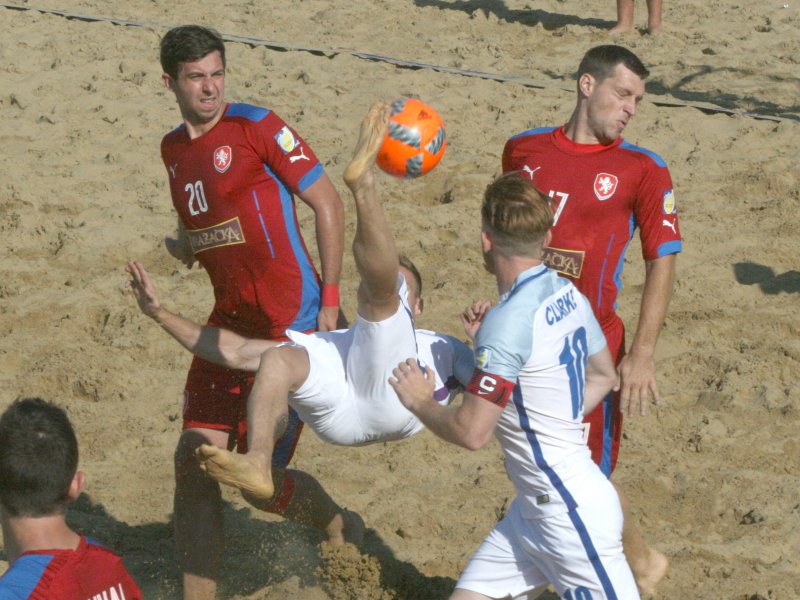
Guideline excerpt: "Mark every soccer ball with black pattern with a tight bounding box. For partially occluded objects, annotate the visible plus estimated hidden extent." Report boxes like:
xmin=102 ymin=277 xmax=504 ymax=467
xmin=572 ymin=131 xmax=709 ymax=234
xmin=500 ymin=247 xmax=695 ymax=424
xmin=377 ymin=99 xmax=447 ymax=179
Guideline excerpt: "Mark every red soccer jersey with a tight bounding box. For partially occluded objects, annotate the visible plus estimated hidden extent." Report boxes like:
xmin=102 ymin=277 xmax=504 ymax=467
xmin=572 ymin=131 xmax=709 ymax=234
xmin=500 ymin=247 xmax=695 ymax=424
xmin=0 ymin=536 xmax=142 ymax=599
xmin=161 ymin=103 xmax=325 ymax=337
xmin=503 ymin=126 xmax=682 ymax=328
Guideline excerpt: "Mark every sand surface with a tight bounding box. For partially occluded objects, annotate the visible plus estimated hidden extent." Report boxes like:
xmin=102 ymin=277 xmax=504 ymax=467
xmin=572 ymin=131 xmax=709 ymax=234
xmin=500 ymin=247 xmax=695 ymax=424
xmin=1 ymin=0 xmax=798 ymax=597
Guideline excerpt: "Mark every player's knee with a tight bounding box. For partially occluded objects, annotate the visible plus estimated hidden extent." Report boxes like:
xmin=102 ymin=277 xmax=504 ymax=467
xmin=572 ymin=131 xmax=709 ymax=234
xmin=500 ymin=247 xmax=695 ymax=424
xmin=260 ymin=345 xmax=308 ymax=385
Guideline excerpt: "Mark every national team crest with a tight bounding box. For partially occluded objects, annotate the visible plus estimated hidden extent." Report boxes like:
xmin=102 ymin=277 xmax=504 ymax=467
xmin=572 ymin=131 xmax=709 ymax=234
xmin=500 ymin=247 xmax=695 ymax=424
xmin=213 ymin=146 xmax=232 ymax=173
xmin=593 ymin=173 xmax=618 ymax=201
xmin=475 ymin=347 xmax=491 ymax=370
xmin=275 ymin=126 xmax=299 ymax=154
xmin=663 ymin=189 xmax=676 ymax=214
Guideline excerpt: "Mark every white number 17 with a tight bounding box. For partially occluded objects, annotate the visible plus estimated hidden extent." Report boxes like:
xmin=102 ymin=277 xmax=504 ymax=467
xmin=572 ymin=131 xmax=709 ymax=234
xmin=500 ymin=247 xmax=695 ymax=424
xmin=548 ymin=190 xmax=569 ymax=226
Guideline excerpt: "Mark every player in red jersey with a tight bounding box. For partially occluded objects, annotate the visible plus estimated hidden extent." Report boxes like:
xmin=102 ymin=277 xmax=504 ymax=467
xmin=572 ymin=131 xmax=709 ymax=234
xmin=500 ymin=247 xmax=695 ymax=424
xmin=503 ymin=45 xmax=678 ymax=594
xmin=0 ymin=398 xmax=142 ymax=600
xmin=159 ymin=25 xmax=349 ymax=600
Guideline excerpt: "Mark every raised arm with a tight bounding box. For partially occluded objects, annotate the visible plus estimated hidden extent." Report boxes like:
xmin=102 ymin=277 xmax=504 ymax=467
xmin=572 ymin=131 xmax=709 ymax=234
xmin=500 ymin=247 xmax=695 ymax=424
xmin=126 ymin=261 xmax=274 ymax=371
xmin=390 ymin=359 xmax=502 ymax=451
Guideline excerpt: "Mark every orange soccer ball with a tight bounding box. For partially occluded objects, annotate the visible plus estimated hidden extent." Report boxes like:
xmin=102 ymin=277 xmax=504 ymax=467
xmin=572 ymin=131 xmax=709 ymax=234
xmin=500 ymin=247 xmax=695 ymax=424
xmin=377 ymin=99 xmax=447 ymax=179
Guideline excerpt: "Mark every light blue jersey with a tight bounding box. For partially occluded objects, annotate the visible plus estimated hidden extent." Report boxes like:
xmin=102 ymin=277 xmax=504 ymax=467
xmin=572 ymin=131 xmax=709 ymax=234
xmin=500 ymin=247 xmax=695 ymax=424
xmin=475 ymin=264 xmax=607 ymax=518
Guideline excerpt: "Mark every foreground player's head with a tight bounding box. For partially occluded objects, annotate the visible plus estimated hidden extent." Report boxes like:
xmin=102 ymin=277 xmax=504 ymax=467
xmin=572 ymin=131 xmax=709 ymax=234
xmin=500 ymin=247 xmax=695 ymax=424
xmin=481 ymin=173 xmax=552 ymax=273
xmin=160 ymin=25 xmax=226 ymax=80
xmin=575 ymin=45 xmax=649 ymax=144
xmin=0 ymin=397 xmax=83 ymax=518
xmin=399 ymin=255 xmax=424 ymax=316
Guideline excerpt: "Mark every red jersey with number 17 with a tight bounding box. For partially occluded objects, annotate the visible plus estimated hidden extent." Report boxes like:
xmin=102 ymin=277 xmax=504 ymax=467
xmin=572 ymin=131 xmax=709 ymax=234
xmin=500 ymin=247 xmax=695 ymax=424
xmin=502 ymin=126 xmax=682 ymax=328
xmin=161 ymin=103 xmax=325 ymax=338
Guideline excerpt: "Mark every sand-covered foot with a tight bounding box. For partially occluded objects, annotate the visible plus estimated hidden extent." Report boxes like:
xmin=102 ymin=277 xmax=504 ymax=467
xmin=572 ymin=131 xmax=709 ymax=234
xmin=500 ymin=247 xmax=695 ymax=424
xmin=343 ymin=101 xmax=390 ymax=191
xmin=634 ymin=547 xmax=669 ymax=596
xmin=196 ymin=444 xmax=274 ymax=501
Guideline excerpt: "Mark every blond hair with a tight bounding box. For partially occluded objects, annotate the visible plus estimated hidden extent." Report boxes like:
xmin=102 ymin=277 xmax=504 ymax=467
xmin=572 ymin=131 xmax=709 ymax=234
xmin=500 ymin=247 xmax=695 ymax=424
xmin=482 ymin=172 xmax=553 ymax=258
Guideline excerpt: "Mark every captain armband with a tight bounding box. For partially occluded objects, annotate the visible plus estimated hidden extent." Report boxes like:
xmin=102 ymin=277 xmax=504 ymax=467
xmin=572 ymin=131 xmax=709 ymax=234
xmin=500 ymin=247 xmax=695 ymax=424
xmin=465 ymin=369 xmax=516 ymax=408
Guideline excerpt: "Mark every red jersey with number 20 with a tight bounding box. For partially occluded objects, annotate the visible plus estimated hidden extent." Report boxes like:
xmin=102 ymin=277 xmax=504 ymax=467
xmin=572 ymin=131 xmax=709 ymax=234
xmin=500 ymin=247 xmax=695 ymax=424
xmin=161 ymin=103 xmax=325 ymax=338
xmin=502 ymin=126 xmax=682 ymax=328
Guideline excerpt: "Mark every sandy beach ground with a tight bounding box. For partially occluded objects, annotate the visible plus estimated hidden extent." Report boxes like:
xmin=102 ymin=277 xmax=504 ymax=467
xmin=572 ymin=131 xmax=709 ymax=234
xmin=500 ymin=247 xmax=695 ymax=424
xmin=1 ymin=0 xmax=798 ymax=597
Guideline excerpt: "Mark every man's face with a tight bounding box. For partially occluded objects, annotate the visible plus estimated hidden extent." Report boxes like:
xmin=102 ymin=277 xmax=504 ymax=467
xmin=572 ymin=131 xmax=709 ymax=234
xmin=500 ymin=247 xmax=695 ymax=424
xmin=399 ymin=266 xmax=423 ymax=317
xmin=480 ymin=229 xmax=496 ymax=275
xmin=163 ymin=50 xmax=226 ymax=131
xmin=583 ymin=64 xmax=645 ymax=144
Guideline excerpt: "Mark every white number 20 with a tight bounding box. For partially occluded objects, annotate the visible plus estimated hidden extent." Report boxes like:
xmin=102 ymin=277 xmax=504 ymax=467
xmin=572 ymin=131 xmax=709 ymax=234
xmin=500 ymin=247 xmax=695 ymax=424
xmin=185 ymin=180 xmax=208 ymax=216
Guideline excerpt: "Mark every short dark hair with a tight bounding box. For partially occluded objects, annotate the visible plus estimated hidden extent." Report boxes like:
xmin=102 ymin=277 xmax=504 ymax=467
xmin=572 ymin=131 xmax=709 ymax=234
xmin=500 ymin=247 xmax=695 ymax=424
xmin=160 ymin=25 xmax=226 ymax=79
xmin=399 ymin=255 xmax=423 ymax=297
xmin=578 ymin=45 xmax=649 ymax=83
xmin=0 ymin=397 xmax=79 ymax=517
xmin=482 ymin=172 xmax=553 ymax=258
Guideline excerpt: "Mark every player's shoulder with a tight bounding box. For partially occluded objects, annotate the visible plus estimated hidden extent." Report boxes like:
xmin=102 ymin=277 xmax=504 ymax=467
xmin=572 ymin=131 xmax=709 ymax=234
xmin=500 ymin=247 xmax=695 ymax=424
xmin=161 ymin=123 xmax=186 ymax=146
xmin=0 ymin=553 xmax=54 ymax=599
xmin=506 ymin=125 xmax=558 ymax=144
xmin=618 ymin=139 xmax=669 ymax=169
xmin=224 ymin=103 xmax=272 ymax=124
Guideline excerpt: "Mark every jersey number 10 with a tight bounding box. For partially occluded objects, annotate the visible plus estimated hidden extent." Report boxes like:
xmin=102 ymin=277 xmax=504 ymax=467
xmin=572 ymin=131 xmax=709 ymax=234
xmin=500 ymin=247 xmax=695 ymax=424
xmin=559 ymin=327 xmax=588 ymax=419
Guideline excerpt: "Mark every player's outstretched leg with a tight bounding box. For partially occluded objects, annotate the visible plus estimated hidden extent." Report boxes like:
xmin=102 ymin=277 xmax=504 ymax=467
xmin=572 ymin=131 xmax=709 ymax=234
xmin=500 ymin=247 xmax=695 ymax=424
xmin=344 ymin=101 xmax=400 ymax=323
xmin=197 ymin=444 xmax=274 ymax=500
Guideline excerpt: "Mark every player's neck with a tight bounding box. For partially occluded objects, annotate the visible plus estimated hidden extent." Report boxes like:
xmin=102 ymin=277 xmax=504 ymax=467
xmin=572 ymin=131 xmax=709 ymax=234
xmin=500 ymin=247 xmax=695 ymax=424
xmin=2 ymin=514 xmax=80 ymax=564
xmin=564 ymin=108 xmax=602 ymax=145
xmin=182 ymin=108 xmax=225 ymax=140
xmin=494 ymin=255 xmax=542 ymax=296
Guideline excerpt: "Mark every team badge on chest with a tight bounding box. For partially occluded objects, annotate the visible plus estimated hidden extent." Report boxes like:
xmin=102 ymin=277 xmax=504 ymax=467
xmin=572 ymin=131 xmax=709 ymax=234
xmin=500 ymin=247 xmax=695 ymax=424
xmin=593 ymin=173 xmax=618 ymax=201
xmin=213 ymin=145 xmax=233 ymax=173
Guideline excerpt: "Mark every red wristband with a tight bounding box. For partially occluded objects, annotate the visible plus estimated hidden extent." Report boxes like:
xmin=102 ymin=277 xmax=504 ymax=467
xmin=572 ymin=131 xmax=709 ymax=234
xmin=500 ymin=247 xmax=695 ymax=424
xmin=321 ymin=284 xmax=339 ymax=307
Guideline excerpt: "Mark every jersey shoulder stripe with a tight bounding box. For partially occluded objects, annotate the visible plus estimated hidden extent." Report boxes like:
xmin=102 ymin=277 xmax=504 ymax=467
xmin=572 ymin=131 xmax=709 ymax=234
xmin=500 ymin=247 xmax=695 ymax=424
xmin=507 ymin=126 xmax=558 ymax=142
xmin=225 ymin=103 xmax=270 ymax=122
xmin=619 ymin=140 xmax=668 ymax=168
xmin=0 ymin=554 xmax=53 ymax=599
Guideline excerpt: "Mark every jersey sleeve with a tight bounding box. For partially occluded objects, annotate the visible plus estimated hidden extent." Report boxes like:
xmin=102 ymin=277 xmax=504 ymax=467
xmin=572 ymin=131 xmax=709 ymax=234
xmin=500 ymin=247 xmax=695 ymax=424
xmin=245 ymin=109 xmax=324 ymax=194
xmin=444 ymin=335 xmax=476 ymax=388
xmin=473 ymin=305 xmax=532 ymax=381
xmin=501 ymin=137 xmax=521 ymax=173
xmin=633 ymin=153 xmax=682 ymax=260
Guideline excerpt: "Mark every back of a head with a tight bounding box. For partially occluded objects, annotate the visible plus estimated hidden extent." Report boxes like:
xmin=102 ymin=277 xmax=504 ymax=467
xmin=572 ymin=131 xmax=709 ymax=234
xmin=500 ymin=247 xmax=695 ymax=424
xmin=0 ymin=398 xmax=78 ymax=517
xmin=482 ymin=173 xmax=553 ymax=258
xmin=578 ymin=44 xmax=649 ymax=84
xmin=160 ymin=24 xmax=226 ymax=79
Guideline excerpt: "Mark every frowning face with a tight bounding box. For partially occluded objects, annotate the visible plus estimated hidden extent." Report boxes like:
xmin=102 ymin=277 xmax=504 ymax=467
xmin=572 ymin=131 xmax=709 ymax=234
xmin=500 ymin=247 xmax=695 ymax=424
xmin=163 ymin=50 xmax=226 ymax=137
xmin=581 ymin=63 xmax=645 ymax=144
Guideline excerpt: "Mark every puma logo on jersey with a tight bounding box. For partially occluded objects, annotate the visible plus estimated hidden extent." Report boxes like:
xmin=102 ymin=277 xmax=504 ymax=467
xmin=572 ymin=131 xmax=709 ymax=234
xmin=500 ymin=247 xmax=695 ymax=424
xmin=169 ymin=164 xmax=178 ymax=179
xmin=662 ymin=219 xmax=677 ymax=234
xmin=289 ymin=147 xmax=310 ymax=163
xmin=522 ymin=165 xmax=540 ymax=180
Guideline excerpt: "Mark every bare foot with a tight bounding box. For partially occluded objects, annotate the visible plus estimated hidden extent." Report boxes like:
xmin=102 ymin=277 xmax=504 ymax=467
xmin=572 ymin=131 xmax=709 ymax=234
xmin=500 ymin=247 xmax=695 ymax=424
xmin=609 ymin=22 xmax=635 ymax=35
xmin=343 ymin=101 xmax=390 ymax=192
xmin=196 ymin=444 xmax=274 ymax=500
xmin=633 ymin=547 xmax=669 ymax=596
